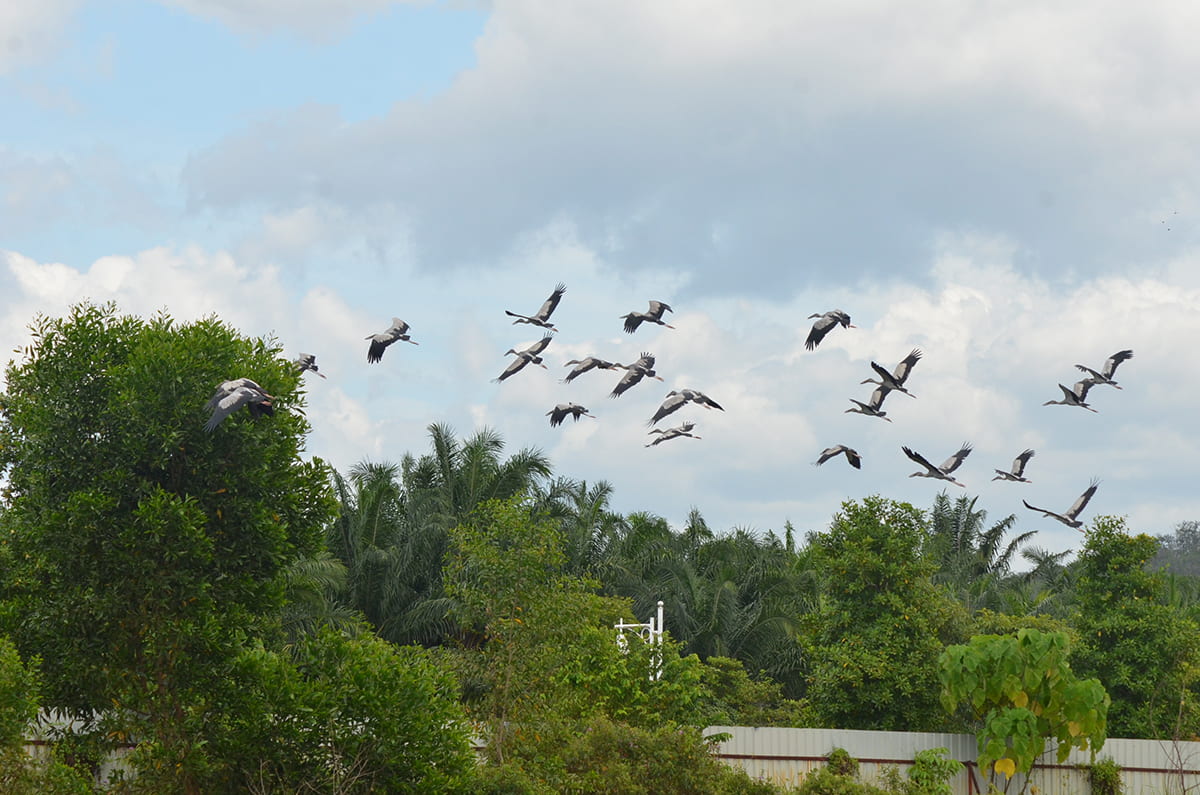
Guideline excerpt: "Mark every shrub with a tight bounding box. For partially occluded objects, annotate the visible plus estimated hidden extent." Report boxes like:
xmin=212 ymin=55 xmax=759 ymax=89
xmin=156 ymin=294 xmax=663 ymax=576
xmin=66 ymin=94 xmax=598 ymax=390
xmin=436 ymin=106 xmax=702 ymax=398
xmin=1088 ymin=757 xmax=1123 ymax=795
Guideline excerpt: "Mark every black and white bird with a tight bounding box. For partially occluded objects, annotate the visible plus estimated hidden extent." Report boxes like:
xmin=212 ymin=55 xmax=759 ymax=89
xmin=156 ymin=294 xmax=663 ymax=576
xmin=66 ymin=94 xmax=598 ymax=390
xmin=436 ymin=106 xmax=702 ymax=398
xmin=1075 ymin=350 xmax=1133 ymax=390
xmin=294 ymin=353 xmax=326 ymax=379
xmin=205 ymin=379 xmax=274 ymax=432
xmin=845 ymin=386 xmax=893 ymax=422
xmin=648 ymin=389 xmax=724 ymax=425
xmin=1043 ymin=380 xmax=1099 ymax=413
xmin=506 ymin=283 xmax=566 ymax=332
xmin=805 ymin=309 xmax=855 ymax=351
xmin=814 ymin=445 xmax=862 ymax=469
xmin=902 ymin=443 xmax=972 ymax=488
xmin=621 ymin=301 xmax=674 ymax=334
xmin=495 ymin=335 xmax=553 ymax=382
xmin=561 ymin=356 xmax=620 ymax=384
xmin=993 ymin=449 xmax=1035 ymax=483
xmin=646 ymin=421 xmax=701 ymax=446
xmin=609 ymin=353 xmax=663 ymax=398
xmin=861 ymin=349 xmax=922 ymax=398
xmin=547 ymin=403 xmax=595 ymax=427
xmin=1023 ymin=480 xmax=1100 ymax=529
xmin=366 ymin=318 xmax=418 ymax=363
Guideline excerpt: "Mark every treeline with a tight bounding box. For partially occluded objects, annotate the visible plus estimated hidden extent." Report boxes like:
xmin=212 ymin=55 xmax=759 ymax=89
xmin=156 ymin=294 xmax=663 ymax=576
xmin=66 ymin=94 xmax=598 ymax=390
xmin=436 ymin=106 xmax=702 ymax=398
xmin=2 ymin=304 xmax=1199 ymax=794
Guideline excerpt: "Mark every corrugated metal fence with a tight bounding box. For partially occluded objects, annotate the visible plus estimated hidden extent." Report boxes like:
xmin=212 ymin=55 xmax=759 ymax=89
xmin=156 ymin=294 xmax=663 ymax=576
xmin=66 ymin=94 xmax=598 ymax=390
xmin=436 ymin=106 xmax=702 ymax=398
xmin=707 ymin=726 xmax=1200 ymax=794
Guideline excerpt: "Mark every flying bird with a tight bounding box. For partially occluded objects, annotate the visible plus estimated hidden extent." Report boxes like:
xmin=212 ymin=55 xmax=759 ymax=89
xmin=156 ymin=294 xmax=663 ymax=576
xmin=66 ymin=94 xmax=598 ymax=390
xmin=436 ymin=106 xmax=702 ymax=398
xmin=609 ymin=353 xmax=663 ymax=398
xmin=845 ymin=386 xmax=893 ymax=422
xmin=902 ymin=442 xmax=973 ymax=488
xmin=1043 ymin=380 xmax=1099 ymax=412
xmin=805 ymin=309 xmax=855 ymax=351
xmin=621 ymin=301 xmax=674 ymax=334
xmin=562 ymin=356 xmax=620 ymax=384
xmin=648 ymin=389 xmax=724 ymax=425
xmin=366 ymin=318 xmax=418 ymax=363
xmin=205 ymin=379 xmax=274 ymax=432
xmin=294 ymin=353 xmax=326 ymax=379
xmin=1075 ymin=350 xmax=1133 ymax=390
xmin=506 ymin=283 xmax=566 ymax=331
xmin=646 ymin=421 xmax=701 ymax=446
xmin=1023 ymin=480 xmax=1100 ymax=529
xmin=495 ymin=335 xmax=553 ymax=382
xmin=993 ymin=449 xmax=1035 ymax=483
xmin=814 ymin=445 xmax=862 ymax=469
xmin=547 ymin=403 xmax=595 ymax=427
xmin=861 ymin=349 xmax=922 ymax=398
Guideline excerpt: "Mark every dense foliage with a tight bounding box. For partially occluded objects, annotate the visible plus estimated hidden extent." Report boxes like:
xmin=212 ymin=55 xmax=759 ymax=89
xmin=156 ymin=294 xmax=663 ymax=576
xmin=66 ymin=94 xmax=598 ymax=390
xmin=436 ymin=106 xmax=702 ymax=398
xmin=3 ymin=303 xmax=1200 ymax=791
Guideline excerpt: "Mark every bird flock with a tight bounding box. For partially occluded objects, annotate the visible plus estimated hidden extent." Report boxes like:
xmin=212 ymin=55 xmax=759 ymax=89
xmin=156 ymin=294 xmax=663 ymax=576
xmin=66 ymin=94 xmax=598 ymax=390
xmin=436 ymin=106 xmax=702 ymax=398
xmin=808 ymin=318 xmax=1132 ymax=531
xmin=203 ymin=289 xmax=1132 ymax=533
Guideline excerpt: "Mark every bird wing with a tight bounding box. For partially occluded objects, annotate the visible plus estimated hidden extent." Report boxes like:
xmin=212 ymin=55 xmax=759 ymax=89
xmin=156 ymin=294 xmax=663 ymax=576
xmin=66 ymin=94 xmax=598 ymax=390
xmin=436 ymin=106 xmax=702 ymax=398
xmin=649 ymin=393 xmax=686 ymax=424
xmin=1022 ymin=500 xmax=1060 ymax=521
xmin=205 ymin=387 xmax=260 ymax=432
xmin=1072 ymin=379 xmax=1095 ymax=400
xmin=389 ymin=318 xmax=411 ymax=337
xmin=636 ymin=352 xmax=655 ymax=369
xmin=805 ymin=314 xmax=835 ymax=350
xmin=622 ymin=313 xmax=646 ymax=334
xmin=496 ymin=356 xmax=529 ymax=382
xmin=868 ymin=385 xmax=892 ymax=409
xmin=536 ymin=283 xmax=566 ymax=321
xmin=1103 ymin=350 xmax=1133 ymax=379
xmin=610 ymin=369 xmax=645 ymax=397
xmin=869 ymin=360 xmax=895 ymax=385
xmin=367 ymin=338 xmax=389 ymax=363
xmin=547 ymin=405 xmax=568 ymax=427
xmin=844 ymin=448 xmax=862 ymax=469
xmin=893 ymin=349 xmax=922 ymax=383
xmin=647 ymin=300 xmax=672 ymax=319
xmin=1065 ymin=480 xmax=1100 ymax=520
xmin=940 ymin=443 xmax=973 ymax=474
xmin=902 ymin=446 xmax=940 ymax=475
xmin=815 ymin=446 xmax=842 ymax=466
xmin=525 ymin=335 xmax=554 ymax=355
xmin=1073 ymin=364 xmax=1104 ymax=381
xmin=1012 ymin=449 xmax=1035 ymax=476
xmin=696 ymin=392 xmax=724 ymax=410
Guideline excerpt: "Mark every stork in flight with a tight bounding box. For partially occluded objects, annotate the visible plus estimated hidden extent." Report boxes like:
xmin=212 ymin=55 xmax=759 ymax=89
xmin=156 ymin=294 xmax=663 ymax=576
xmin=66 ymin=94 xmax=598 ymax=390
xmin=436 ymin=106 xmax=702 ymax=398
xmin=494 ymin=335 xmax=553 ymax=382
xmin=845 ymin=385 xmax=893 ymax=422
xmin=861 ymin=349 xmax=922 ymax=398
xmin=205 ymin=379 xmax=274 ymax=432
xmin=805 ymin=309 xmax=855 ymax=350
xmin=506 ymin=283 xmax=566 ymax=332
xmin=1023 ymin=480 xmax=1099 ymax=529
xmin=902 ymin=442 xmax=972 ymax=487
xmin=622 ymin=301 xmax=674 ymax=334
xmin=547 ymin=403 xmax=595 ymax=427
xmin=294 ymin=353 xmax=326 ymax=379
xmin=1043 ymin=380 xmax=1099 ymax=412
xmin=1075 ymin=350 xmax=1133 ymax=390
xmin=561 ymin=356 xmax=620 ymax=384
xmin=993 ymin=449 xmax=1035 ymax=483
xmin=814 ymin=445 xmax=862 ymax=469
xmin=648 ymin=388 xmax=724 ymax=425
xmin=366 ymin=318 xmax=418 ymax=363
xmin=646 ymin=421 xmax=701 ymax=446
xmin=609 ymin=353 xmax=663 ymax=398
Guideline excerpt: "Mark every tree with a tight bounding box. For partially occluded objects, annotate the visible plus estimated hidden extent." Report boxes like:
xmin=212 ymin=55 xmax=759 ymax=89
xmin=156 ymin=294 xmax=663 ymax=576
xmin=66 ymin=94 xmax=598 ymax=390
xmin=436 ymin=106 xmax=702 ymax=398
xmin=939 ymin=629 xmax=1108 ymax=794
xmin=1071 ymin=516 xmax=1200 ymax=739
xmin=0 ymin=303 xmax=335 ymax=791
xmin=803 ymin=496 xmax=968 ymax=731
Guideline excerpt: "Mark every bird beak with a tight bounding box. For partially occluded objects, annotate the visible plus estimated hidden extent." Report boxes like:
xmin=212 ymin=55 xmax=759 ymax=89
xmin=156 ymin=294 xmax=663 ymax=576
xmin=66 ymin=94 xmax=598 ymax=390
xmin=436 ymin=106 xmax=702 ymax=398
xmin=665 ymin=324 xmax=676 ymax=329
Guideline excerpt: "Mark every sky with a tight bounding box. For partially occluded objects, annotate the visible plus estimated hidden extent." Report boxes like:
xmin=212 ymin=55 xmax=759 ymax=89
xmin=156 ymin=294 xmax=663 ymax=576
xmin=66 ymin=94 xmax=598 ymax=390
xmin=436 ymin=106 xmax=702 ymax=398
xmin=3 ymin=0 xmax=1199 ymax=563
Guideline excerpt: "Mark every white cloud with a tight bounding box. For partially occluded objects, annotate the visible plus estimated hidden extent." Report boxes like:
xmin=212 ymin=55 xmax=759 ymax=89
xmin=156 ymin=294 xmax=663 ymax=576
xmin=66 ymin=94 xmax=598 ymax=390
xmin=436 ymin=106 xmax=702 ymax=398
xmin=0 ymin=2 xmax=80 ymax=74
xmin=157 ymin=0 xmax=418 ymax=39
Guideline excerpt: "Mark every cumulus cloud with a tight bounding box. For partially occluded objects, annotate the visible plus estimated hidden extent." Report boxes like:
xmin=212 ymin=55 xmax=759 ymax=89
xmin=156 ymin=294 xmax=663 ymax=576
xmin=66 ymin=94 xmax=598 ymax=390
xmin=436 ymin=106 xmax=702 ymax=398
xmin=157 ymin=0 xmax=419 ymax=39
xmin=181 ymin=1 xmax=1200 ymax=295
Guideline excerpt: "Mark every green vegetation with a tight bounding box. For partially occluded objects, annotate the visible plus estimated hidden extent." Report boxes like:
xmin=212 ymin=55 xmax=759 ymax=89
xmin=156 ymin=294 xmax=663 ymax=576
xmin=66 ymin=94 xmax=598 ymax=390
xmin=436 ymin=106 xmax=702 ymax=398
xmin=2 ymin=303 xmax=1200 ymax=791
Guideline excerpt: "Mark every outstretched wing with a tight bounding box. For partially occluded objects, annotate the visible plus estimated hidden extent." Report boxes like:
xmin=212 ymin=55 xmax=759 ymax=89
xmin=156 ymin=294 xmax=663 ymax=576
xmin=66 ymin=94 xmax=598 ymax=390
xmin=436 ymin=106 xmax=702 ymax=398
xmin=1102 ymin=350 xmax=1133 ymax=379
xmin=205 ymin=387 xmax=264 ymax=432
xmin=525 ymin=334 xmax=554 ymax=356
xmin=893 ymin=349 xmax=922 ymax=384
xmin=537 ymin=283 xmax=567 ymax=321
xmin=939 ymin=443 xmax=973 ymax=474
xmin=649 ymin=393 xmax=686 ymax=425
xmin=1011 ymin=449 xmax=1035 ymax=477
xmin=610 ymin=369 xmax=644 ymax=398
xmin=1066 ymin=480 xmax=1100 ymax=520
xmin=1072 ymin=379 xmax=1095 ymax=401
xmin=495 ymin=356 xmax=529 ymax=382
xmin=647 ymin=300 xmax=672 ymax=319
xmin=868 ymin=385 xmax=892 ymax=409
xmin=622 ymin=313 xmax=646 ymax=334
xmin=902 ymin=446 xmax=940 ymax=475
xmin=805 ymin=314 xmax=836 ymax=350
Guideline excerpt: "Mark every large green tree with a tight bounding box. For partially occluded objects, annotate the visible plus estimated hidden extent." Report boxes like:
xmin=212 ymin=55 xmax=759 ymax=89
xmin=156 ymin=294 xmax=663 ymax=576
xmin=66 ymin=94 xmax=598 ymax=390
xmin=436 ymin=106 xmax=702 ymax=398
xmin=803 ymin=496 xmax=968 ymax=731
xmin=0 ymin=303 xmax=335 ymax=790
xmin=1072 ymin=516 xmax=1200 ymax=739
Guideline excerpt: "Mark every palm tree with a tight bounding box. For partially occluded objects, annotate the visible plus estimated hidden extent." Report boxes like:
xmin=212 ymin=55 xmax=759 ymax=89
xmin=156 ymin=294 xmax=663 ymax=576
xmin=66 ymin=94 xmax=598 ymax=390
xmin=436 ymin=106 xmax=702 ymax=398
xmin=926 ymin=492 xmax=1038 ymax=613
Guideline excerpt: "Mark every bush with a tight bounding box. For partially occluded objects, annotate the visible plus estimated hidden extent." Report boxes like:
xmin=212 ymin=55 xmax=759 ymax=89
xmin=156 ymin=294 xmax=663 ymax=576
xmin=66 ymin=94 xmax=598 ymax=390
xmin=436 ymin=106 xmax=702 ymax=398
xmin=1088 ymin=757 xmax=1123 ymax=795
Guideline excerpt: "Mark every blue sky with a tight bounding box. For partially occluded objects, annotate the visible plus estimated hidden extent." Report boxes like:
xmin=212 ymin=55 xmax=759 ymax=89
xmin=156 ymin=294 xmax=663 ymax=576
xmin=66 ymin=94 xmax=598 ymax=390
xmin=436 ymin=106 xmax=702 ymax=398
xmin=3 ymin=1 xmax=1199 ymax=561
